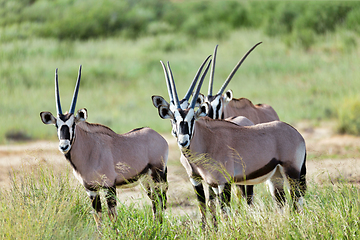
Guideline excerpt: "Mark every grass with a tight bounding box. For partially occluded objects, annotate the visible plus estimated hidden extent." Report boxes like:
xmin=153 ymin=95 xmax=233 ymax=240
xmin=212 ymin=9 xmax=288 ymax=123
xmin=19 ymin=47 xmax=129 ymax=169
xmin=1 ymin=29 xmax=360 ymax=143
xmin=0 ymin=165 xmax=359 ymax=239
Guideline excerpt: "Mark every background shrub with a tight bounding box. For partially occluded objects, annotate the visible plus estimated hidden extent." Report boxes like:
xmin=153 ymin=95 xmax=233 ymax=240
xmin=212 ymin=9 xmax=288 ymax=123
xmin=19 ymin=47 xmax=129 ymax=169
xmin=337 ymin=97 xmax=360 ymax=135
xmin=2 ymin=0 xmax=360 ymax=48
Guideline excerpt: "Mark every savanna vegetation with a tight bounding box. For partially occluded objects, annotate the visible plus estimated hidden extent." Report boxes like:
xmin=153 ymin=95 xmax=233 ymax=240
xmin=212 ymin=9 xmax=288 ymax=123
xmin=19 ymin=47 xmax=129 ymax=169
xmin=0 ymin=166 xmax=359 ymax=239
xmin=1 ymin=0 xmax=360 ymax=239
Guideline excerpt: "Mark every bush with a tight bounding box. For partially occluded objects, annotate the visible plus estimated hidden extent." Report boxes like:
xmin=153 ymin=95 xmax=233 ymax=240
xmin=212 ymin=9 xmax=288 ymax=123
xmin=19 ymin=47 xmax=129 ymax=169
xmin=1 ymin=0 xmax=360 ymax=48
xmin=345 ymin=8 xmax=360 ymax=34
xmin=337 ymin=97 xmax=360 ymax=135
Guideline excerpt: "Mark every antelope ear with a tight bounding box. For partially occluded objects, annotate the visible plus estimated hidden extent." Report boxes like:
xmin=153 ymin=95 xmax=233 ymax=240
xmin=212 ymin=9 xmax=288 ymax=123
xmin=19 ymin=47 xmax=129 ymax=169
xmin=195 ymin=102 xmax=209 ymax=119
xmin=40 ymin=111 xmax=56 ymax=125
xmin=195 ymin=93 xmax=205 ymax=107
xmin=75 ymin=108 xmax=88 ymax=123
xmin=152 ymin=95 xmax=169 ymax=108
xmin=224 ymin=90 xmax=233 ymax=103
xmin=158 ymin=105 xmax=174 ymax=119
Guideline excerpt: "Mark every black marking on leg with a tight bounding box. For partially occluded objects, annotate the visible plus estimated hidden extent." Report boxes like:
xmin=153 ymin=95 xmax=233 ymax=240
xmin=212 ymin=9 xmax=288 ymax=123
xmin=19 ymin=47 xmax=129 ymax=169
xmin=300 ymin=152 xmax=307 ymax=196
xmin=220 ymin=183 xmax=231 ymax=213
xmin=209 ymin=186 xmax=216 ymax=201
xmin=274 ymin=188 xmax=286 ymax=208
xmin=208 ymin=186 xmax=217 ymax=228
xmin=238 ymin=185 xmax=254 ymax=205
xmin=245 ymin=185 xmax=254 ymax=205
xmin=285 ymin=166 xmax=303 ymax=198
xmin=151 ymin=166 xmax=168 ymax=210
xmin=194 ymin=183 xmax=207 ymax=228
xmin=106 ymin=186 xmax=117 ymax=210
xmin=194 ymin=184 xmax=206 ymax=204
xmin=90 ymin=193 xmax=102 ymax=214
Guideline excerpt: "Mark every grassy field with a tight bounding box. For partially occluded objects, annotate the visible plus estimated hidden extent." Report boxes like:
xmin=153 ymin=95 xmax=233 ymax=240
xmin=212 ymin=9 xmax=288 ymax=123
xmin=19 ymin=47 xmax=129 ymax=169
xmin=0 ymin=165 xmax=359 ymax=239
xmin=1 ymin=29 xmax=360 ymax=143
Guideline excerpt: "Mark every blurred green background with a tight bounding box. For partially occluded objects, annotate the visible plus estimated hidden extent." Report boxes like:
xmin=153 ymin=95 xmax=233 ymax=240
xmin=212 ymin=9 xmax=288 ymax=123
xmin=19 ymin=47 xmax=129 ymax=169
xmin=1 ymin=0 xmax=360 ymax=143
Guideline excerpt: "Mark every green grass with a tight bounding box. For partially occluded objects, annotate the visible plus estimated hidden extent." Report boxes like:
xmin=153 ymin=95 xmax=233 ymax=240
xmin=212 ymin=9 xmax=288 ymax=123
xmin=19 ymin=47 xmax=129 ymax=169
xmin=0 ymin=166 xmax=359 ymax=239
xmin=1 ymin=29 xmax=360 ymax=143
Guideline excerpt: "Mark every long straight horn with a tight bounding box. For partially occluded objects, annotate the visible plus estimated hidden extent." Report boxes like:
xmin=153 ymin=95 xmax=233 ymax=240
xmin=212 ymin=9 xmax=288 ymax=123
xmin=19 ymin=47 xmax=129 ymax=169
xmin=55 ymin=68 xmax=63 ymax=115
xmin=217 ymin=42 xmax=262 ymax=95
xmin=183 ymin=54 xmax=212 ymax=101
xmin=167 ymin=62 xmax=181 ymax=108
xmin=189 ymin=59 xmax=212 ymax=109
xmin=160 ymin=61 xmax=174 ymax=103
xmin=69 ymin=65 xmax=82 ymax=114
xmin=208 ymin=45 xmax=218 ymax=97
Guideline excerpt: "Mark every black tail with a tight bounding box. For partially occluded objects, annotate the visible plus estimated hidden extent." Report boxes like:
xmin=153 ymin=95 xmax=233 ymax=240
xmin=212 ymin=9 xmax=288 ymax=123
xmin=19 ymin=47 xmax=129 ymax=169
xmin=299 ymin=151 xmax=307 ymax=195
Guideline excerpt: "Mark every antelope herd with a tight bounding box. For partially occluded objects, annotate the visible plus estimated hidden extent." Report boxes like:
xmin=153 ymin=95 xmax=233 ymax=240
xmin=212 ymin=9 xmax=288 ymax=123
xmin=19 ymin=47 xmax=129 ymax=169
xmin=40 ymin=43 xmax=307 ymax=229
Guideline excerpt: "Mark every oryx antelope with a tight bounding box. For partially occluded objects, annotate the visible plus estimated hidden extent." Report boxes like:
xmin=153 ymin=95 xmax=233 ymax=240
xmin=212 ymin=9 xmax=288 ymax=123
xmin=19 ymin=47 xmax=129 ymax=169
xmin=154 ymin=57 xmax=307 ymax=226
xmin=40 ymin=66 xmax=169 ymax=228
xmin=205 ymin=43 xmax=280 ymax=205
xmin=205 ymin=42 xmax=279 ymax=123
xmin=152 ymin=56 xmax=255 ymax=214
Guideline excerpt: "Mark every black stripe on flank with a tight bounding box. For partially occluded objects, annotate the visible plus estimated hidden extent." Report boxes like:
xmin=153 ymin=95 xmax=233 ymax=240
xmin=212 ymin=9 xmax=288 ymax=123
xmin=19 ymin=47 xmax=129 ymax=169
xmin=244 ymin=158 xmax=280 ymax=180
xmin=116 ymin=164 xmax=151 ymax=186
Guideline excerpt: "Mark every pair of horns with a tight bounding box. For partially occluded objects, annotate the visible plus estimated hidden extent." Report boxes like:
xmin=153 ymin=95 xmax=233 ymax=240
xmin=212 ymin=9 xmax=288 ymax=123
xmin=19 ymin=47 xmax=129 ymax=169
xmin=55 ymin=65 xmax=82 ymax=115
xmin=208 ymin=42 xmax=262 ymax=97
xmin=161 ymin=55 xmax=212 ymax=110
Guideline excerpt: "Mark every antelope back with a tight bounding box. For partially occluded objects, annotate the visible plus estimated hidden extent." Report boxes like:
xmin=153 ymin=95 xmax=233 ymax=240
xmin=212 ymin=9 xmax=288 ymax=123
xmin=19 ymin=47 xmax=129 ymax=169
xmin=223 ymin=94 xmax=279 ymax=124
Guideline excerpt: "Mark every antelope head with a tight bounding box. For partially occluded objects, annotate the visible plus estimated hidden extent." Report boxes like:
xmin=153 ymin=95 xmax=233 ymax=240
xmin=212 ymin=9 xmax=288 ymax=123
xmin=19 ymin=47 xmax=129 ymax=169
xmin=156 ymin=56 xmax=212 ymax=149
xmin=206 ymin=42 xmax=262 ymax=119
xmin=152 ymin=56 xmax=210 ymax=138
xmin=40 ymin=66 xmax=87 ymax=154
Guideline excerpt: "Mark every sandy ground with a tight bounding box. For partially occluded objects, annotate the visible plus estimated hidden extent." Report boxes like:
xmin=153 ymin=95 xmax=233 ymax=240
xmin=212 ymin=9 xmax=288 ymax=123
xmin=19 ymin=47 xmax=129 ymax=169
xmin=1 ymin=121 xmax=359 ymax=219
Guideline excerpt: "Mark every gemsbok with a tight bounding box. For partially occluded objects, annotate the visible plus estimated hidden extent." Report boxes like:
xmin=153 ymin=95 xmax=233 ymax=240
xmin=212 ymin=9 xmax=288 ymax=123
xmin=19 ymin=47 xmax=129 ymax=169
xmin=152 ymin=56 xmax=255 ymax=214
xmin=40 ymin=66 xmax=169 ymax=229
xmin=205 ymin=42 xmax=279 ymax=123
xmin=154 ymin=57 xmax=307 ymax=226
xmin=205 ymin=43 xmax=280 ymax=205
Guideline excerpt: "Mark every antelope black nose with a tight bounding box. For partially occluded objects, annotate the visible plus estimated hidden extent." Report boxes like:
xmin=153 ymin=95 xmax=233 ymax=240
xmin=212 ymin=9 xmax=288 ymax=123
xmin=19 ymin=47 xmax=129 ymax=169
xmin=60 ymin=145 xmax=68 ymax=151
xmin=179 ymin=140 xmax=188 ymax=147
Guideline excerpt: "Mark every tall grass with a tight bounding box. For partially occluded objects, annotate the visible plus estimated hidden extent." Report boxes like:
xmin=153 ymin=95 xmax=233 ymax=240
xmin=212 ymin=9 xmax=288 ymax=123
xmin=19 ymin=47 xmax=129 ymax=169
xmin=0 ymin=166 xmax=94 ymax=239
xmin=0 ymin=166 xmax=359 ymax=239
